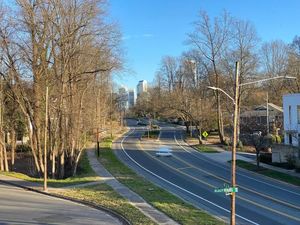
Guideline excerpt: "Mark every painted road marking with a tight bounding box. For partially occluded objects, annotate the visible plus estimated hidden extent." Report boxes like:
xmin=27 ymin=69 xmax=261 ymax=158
xmin=140 ymin=140 xmax=300 ymax=223
xmin=120 ymin=129 xmax=259 ymax=225
xmin=174 ymin=132 xmax=300 ymax=197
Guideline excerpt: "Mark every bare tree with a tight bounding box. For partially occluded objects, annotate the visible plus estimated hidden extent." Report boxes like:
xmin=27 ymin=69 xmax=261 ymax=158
xmin=187 ymin=10 xmax=232 ymax=144
xmin=0 ymin=0 xmax=122 ymax=178
xmin=261 ymin=40 xmax=289 ymax=103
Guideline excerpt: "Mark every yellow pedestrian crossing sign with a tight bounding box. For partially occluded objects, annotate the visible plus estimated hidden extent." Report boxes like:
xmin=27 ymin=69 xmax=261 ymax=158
xmin=202 ymin=131 xmax=208 ymax=138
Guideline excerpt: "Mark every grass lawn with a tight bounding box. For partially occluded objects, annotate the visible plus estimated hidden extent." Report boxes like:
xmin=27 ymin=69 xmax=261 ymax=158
xmin=142 ymin=130 xmax=160 ymax=139
xmin=0 ymin=151 xmax=100 ymax=188
xmin=56 ymin=184 xmax=156 ymax=225
xmin=233 ymin=160 xmax=300 ymax=187
xmin=194 ymin=145 xmax=220 ymax=153
xmin=98 ymin=138 xmax=225 ymax=225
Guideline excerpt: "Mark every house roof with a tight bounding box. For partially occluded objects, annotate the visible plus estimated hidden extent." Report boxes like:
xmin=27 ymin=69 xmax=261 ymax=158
xmin=240 ymin=103 xmax=283 ymax=117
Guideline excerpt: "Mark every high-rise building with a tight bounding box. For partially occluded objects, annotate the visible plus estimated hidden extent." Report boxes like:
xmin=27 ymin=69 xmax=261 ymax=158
xmin=128 ymin=89 xmax=135 ymax=108
xmin=137 ymin=80 xmax=147 ymax=97
xmin=118 ymin=87 xmax=128 ymax=110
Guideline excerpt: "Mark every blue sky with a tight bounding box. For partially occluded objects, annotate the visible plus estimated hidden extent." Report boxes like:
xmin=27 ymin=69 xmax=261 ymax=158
xmin=109 ymin=0 xmax=300 ymax=90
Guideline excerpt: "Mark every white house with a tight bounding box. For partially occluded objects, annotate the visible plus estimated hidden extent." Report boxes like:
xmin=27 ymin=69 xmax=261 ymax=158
xmin=283 ymin=93 xmax=300 ymax=146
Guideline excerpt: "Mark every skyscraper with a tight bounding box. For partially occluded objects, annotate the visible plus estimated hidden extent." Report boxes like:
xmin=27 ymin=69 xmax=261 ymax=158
xmin=128 ymin=89 xmax=135 ymax=108
xmin=137 ymin=80 xmax=147 ymax=97
xmin=118 ymin=87 xmax=128 ymax=110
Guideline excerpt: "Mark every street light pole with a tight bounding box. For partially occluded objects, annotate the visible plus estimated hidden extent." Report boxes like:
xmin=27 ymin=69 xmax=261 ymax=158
xmin=208 ymin=68 xmax=296 ymax=225
xmin=231 ymin=61 xmax=239 ymax=225
xmin=110 ymin=84 xmax=113 ymax=139
xmin=44 ymin=86 xmax=49 ymax=192
xmin=266 ymin=92 xmax=269 ymax=134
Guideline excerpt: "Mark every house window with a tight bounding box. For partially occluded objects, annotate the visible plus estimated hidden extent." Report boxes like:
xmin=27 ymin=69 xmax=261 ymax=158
xmin=289 ymin=134 xmax=293 ymax=145
xmin=297 ymin=105 xmax=300 ymax=124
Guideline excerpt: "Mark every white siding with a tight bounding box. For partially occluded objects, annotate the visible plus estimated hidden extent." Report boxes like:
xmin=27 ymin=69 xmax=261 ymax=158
xmin=283 ymin=93 xmax=300 ymax=146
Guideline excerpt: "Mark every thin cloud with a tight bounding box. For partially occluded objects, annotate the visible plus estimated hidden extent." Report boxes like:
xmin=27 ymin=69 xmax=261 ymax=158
xmin=122 ymin=33 xmax=155 ymax=40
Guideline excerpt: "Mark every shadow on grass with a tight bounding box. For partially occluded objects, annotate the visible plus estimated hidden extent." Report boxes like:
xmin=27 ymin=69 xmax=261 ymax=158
xmin=0 ymin=151 xmax=100 ymax=188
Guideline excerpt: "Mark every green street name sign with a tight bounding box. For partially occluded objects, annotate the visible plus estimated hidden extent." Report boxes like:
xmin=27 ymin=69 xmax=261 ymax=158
xmin=214 ymin=187 xmax=238 ymax=193
xmin=202 ymin=131 xmax=209 ymax=138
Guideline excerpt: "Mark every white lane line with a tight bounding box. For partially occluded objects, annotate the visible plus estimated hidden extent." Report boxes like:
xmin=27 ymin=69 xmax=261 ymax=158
xmin=120 ymin=129 xmax=259 ymax=225
xmin=173 ymin=132 xmax=300 ymax=197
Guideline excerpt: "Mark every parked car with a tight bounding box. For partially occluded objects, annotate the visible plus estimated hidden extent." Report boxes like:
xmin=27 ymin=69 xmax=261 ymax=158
xmin=136 ymin=119 xmax=148 ymax=126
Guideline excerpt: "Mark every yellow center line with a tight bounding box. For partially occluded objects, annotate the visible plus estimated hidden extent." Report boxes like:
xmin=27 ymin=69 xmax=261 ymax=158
xmin=177 ymin=166 xmax=193 ymax=170
xmin=165 ymin=135 xmax=300 ymax=211
xmin=137 ymin=141 xmax=300 ymax=222
xmin=171 ymin=153 xmax=300 ymax=211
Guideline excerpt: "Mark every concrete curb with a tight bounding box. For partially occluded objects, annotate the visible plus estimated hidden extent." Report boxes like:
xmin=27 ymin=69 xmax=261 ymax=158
xmin=88 ymin=146 xmax=179 ymax=225
xmin=0 ymin=178 xmax=131 ymax=225
xmin=182 ymin=137 xmax=300 ymax=179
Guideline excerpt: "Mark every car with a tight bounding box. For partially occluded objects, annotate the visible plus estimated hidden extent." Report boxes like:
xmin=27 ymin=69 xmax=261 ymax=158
xmin=137 ymin=119 xmax=149 ymax=126
xmin=156 ymin=147 xmax=172 ymax=157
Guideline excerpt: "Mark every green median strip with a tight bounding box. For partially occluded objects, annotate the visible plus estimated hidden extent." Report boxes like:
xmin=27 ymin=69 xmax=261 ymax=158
xmin=98 ymin=138 xmax=225 ymax=225
xmin=232 ymin=160 xmax=300 ymax=187
xmin=194 ymin=145 xmax=220 ymax=153
xmin=142 ymin=130 xmax=160 ymax=139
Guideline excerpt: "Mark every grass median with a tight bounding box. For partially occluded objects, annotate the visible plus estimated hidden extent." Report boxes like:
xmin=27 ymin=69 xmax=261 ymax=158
xmin=141 ymin=130 xmax=160 ymax=139
xmin=194 ymin=145 xmax=220 ymax=153
xmin=233 ymin=160 xmax=300 ymax=187
xmin=98 ymin=137 xmax=225 ymax=225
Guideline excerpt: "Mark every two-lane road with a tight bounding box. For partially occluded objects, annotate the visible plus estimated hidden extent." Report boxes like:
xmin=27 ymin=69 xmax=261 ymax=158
xmin=113 ymin=119 xmax=300 ymax=225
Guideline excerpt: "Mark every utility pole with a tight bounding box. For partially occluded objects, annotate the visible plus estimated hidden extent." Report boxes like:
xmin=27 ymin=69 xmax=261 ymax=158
xmin=110 ymin=84 xmax=113 ymax=139
xmin=231 ymin=61 xmax=239 ymax=225
xmin=266 ymin=92 xmax=269 ymax=134
xmin=0 ymin=76 xmax=4 ymax=171
xmin=96 ymin=89 xmax=100 ymax=157
xmin=44 ymin=86 xmax=49 ymax=192
xmin=207 ymin=65 xmax=295 ymax=225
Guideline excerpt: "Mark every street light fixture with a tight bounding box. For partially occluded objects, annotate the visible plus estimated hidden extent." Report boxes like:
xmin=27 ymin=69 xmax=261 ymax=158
xmin=208 ymin=63 xmax=296 ymax=225
xmin=207 ymin=86 xmax=235 ymax=104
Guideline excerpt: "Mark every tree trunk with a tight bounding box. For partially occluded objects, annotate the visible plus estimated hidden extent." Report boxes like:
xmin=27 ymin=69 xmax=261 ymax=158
xmin=217 ymin=94 xmax=225 ymax=144
xmin=28 ymin=118 xmax=41 ymax=174
xmin=11 ymin=129 xmax=16 ymax=170
xmin=72 ymin=149 xmax=83 ymax=176
xmin=256 ymin=150 xmax=260 ymax=168
xmin=59 ymin=147 xmax=65 ymax=179
xmin=196 ymin=126 xmax=203 ymax=145
xmin=185 ymin=123 xmax=190 ymax=134
xmin=0 ymin=135 xmax=9 ymax=172
xmin=0 ymin=145 xmax=4 ymax=171
xmin=51 ymin=150 xmax=56 ymax=179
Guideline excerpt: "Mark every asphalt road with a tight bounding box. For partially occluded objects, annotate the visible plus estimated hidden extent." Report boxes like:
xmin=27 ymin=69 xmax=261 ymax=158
xmin=0 ymin=182 xmax=122 ymax=225
xmin=114 ymin=119 xmax=300 ymax=225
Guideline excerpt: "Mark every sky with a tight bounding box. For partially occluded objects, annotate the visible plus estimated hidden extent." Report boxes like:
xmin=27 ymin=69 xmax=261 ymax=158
xmin=109 ymin=0 xmax=300 ymax=90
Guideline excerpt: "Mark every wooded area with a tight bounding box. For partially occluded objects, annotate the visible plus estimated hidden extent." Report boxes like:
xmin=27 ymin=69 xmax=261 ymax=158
xmin=0 ymin=0 xmax=123 ymax=178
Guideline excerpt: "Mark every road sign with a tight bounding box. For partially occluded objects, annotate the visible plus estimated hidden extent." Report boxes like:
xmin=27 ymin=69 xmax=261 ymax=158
xmin=214 ymin=187 xmax=238 ymax=194
xmin=202 ymin=131 xmax=209 ymax=138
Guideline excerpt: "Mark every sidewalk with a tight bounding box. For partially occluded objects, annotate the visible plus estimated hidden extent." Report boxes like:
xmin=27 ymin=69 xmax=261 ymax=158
xmin=86 ymin=149 xmax=179 ymax=225
xmin=195 ymin=143 xmax=300 ymax=179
